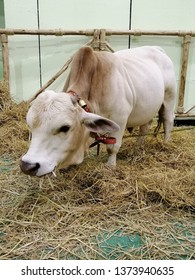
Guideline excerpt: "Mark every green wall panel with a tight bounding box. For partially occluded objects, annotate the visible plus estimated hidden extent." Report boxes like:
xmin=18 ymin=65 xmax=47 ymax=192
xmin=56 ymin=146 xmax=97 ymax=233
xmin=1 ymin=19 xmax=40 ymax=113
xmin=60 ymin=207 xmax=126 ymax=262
xmin=132 ymin=0 xmax=195 ymax=30
xmin=4 ymin=0 xmax=130 ymax=100
xmin=38 ymin=0 xmax=130 ymax=92
xmin=2 ymin=0 xmax=195 ymax=113
xmin=131 ymin=0 xmax=195 ymax=113
xmin=4 ymin=0 xmax=40 ymax=101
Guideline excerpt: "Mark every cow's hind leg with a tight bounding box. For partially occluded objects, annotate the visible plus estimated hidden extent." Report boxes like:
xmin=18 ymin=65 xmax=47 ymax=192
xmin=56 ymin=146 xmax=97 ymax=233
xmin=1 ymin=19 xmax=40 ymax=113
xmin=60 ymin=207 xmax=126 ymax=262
xmin=163 ymin=104 xmax=175 ymax=142
xmin=137 ymin=120 xmax=153 ymax=146
xmin=154 ymin=104 xmax=164 ymax=137
xmin=160 ymin=89 xmax=175 ymax=142
xmin=128 ymin=121 xmax=152 ymax=156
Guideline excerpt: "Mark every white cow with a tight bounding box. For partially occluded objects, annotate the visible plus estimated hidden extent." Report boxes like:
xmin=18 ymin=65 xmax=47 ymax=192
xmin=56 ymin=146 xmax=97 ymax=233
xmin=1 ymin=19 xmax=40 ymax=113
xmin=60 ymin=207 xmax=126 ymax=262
xmin=20 ymin=46 xmax=176 ymax=176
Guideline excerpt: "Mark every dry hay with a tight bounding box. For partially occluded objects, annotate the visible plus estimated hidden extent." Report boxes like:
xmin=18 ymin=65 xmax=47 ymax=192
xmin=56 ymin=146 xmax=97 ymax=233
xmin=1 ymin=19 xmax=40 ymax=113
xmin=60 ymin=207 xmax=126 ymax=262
xmin=0 ymin=81 xmax=195 ymax=260
xmin=0 ymin=80 xmax=11 ymax=111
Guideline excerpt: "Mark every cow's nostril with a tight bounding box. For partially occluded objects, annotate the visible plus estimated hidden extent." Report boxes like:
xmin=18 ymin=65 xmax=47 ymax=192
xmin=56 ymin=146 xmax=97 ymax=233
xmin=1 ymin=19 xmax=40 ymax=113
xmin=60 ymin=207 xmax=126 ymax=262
xmin=30 ymin=162 xmax=40 ymax=172
xmin=20 ymin=160 xmax=40 ymax=176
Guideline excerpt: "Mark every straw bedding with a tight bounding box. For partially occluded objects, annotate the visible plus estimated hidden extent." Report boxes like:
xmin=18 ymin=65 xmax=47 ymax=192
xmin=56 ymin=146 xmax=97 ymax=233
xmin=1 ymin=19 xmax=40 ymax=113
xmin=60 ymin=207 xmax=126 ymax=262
xmin=0 ymin=80 xmax=195 ymax=260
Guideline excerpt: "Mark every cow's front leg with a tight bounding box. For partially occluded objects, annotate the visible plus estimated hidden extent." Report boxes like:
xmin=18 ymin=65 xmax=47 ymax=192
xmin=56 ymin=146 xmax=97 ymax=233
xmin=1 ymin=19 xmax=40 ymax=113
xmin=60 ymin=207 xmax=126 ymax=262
xmin=106 ymin=133 xmax=123 ymax=166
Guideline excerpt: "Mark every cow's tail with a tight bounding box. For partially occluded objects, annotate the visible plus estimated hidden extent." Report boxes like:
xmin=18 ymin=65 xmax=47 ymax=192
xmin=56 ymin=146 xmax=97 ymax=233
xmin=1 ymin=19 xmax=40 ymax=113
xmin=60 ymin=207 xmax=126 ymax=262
xmin=154 ymin=104 xmax=164 ymax=137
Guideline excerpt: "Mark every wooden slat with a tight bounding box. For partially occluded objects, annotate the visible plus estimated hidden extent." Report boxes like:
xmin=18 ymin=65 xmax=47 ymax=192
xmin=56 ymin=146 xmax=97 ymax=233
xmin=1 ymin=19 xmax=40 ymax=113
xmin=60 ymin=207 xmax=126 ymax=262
xmin=1 ymin=34 xmax=9 ymax=87
xmin=177 ymin=34 xmax=192 ymax=114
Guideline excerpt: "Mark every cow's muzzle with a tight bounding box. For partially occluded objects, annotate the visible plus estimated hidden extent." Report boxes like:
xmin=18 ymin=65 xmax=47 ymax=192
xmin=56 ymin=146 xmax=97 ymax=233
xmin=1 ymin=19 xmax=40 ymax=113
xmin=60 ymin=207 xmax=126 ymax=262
xmin=20 ymin=160 xmax=40 ymax=176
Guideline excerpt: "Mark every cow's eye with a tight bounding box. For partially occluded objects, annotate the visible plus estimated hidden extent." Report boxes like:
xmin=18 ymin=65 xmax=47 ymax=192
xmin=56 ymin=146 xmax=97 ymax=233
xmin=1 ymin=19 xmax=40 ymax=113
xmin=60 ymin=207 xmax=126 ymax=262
xmin=58 ymin=125 xmax=70 ymax=133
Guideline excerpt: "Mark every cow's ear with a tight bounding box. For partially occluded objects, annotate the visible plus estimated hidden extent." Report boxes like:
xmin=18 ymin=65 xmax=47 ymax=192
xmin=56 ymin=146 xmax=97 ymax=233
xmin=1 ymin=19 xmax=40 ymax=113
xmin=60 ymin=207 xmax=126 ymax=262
xmin=81 ymin=112 xmax=120 ymax=133
xmin=70 ymin=95 xmax=77 ymax=106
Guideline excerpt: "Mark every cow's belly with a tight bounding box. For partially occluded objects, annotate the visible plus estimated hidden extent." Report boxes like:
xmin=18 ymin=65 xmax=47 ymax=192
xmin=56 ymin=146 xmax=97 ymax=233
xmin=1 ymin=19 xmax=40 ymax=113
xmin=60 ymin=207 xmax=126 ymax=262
xmin=126 ymin=100 xmax=162 ymax=128
xmin=126 ymin=67 xmax=165 ymax=127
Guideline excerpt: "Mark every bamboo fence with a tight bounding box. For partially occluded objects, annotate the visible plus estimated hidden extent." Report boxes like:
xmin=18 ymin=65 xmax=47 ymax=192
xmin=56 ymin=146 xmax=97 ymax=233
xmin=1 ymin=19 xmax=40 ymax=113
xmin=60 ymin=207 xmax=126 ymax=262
xmin=0 ymin=28 xmax=195 ymax=116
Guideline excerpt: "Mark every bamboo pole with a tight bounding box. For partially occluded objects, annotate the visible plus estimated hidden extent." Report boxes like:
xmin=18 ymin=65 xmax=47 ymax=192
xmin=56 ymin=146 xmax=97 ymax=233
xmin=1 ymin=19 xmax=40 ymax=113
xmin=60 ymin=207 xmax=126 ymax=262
xmin=1 ymin=34 xmax=10 ymax=87
xmin=29 ymin=57 xmax=73 ymax=102
xmin=100 ymin=29 xmax=107 ymax=51
xmin=0 ymin=28 xmax=195 ymax=37
xmin=106 ymin=42 xmax=115 ymax=53
xmin=91 ymin=29 xmax=101 ymax=50
xmin=175 ymin=113 xmax=195 ymax=117
xmin=184 ymin=104 xmax=195 ymax=114
xmin=177 ymin=34 xmax=192 ymax=114
xmin=105 ymin=30 xmax=195 ymax=37
xmin=0 ymin=28 xmax=95 ymax=36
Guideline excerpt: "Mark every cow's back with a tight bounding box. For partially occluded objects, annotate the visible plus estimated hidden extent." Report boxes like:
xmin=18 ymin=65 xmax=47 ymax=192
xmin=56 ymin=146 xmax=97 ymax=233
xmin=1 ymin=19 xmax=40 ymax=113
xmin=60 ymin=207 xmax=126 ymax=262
xmin=114 ymin=46 xmax=176 ymax=91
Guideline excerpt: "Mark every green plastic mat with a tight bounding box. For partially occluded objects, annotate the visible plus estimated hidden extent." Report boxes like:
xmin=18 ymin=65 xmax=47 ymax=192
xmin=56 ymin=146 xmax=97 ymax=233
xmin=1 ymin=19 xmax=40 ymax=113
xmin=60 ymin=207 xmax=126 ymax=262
xmin=0 ymin=157 xmax=15 ymax=172
xmin=98 ymin=230 xmax=143 ymax=259
xmin=97 ymin=224 xmax=195 ymax=260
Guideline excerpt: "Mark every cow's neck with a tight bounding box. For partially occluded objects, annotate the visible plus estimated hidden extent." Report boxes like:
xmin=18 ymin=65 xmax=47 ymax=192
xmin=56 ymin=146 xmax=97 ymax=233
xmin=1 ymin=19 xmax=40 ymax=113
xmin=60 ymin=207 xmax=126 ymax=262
xmin=66 ymin=50 xmax=97 ymax=100
xmin=64 ymin=50 xmax=109 ymax=114
xmin=67 ymin=86 xmax=90 ymax=102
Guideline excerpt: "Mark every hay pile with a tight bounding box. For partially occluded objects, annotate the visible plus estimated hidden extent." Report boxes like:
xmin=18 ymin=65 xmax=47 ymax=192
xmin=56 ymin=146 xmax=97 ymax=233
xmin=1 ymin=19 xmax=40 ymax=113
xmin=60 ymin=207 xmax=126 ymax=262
xmin=0 ymin=80 xmax=195 ymax=260
xmin=0 ymin=80 xmax=10 ymax=110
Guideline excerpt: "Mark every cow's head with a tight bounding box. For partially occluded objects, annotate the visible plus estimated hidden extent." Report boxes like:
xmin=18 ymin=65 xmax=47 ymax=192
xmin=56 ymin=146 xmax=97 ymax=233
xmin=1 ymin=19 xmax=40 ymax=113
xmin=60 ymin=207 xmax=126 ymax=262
xmin=20 ymin=90 xmax=119 ymax=176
